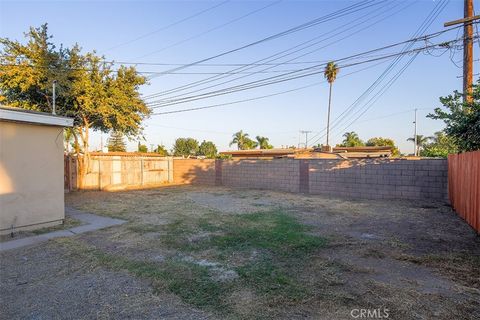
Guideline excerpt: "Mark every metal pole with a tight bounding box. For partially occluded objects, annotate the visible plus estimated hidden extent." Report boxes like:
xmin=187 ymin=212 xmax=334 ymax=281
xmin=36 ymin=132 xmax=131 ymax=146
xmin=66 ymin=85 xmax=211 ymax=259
xmin=52 ymin=80 xmax=57 ymax=115
xmin=300 ymin=130 xmax=312 ymax=149
xmin=414 ymin=108 xmax=417 ymax=156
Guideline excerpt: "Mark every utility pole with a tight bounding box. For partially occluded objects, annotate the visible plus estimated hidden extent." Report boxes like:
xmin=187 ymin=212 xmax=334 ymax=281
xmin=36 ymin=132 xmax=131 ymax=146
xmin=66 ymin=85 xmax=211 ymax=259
xmin=52 ymin=80 xmax=57 ymax=115
xmin=300 ymin=130 xmax=312 ymax=148
xmin=413 ymin=108 xmax=417 ymax=156
xmin=444 ymin=0 xmax=478 ymax=102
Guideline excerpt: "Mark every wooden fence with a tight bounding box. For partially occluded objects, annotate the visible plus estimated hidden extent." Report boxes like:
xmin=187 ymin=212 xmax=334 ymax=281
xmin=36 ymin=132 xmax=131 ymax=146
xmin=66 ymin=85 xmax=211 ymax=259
xmin=448 ymin=151 xmax=480 ymax=233
xmin=65 ymin=153 xmax=173 ymax=191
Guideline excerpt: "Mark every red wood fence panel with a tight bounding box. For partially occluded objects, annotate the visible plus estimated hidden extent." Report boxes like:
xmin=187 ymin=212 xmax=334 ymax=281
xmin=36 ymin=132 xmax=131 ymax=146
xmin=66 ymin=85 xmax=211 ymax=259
xmin=448 ymin=151 xmax=480 ymax=233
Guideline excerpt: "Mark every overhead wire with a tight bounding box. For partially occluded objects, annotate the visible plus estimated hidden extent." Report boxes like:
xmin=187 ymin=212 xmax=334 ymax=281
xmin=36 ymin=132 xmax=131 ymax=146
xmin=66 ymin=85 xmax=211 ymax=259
xmin=143 ymin=0 xmax=391 ymax=98
xmin=135 ymin=0 xmax=283 ymax=59
xmin=307 ymin=0 xmax=450 ymax=146
xmin=148 ymin=59 xmax=404 ymax=116
xmin=147 ymin=36 xmax=463 ymax=109
xmin=102 ymin=0 xmax=231 ymax=53
xmin=144 ymin=0 xmax=409 ymax=102
xmin=152 ymin=0 xmax=381 ymax=76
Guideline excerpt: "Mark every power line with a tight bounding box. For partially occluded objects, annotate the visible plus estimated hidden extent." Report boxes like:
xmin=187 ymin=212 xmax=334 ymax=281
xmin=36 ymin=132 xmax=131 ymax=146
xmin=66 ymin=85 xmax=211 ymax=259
xmin=153 ymin=1 xmax=382 ymax=76
xmin=144 ymin=0 xmax=409 ymax=101
xmin=143 ymin=0 xmax=395 ymax=98
xmin=102 ymin=0 xmax=231 ymax=53
xmin=308 ymin=0 xmax=450 ymax=146
xmin=354 ymin=107 xmax=433 ymax=124
xmin=135 ymin=0 xmax=283 ymax=59
xmin=145 ymin=23 xmax=462 ymax=104
xmin=148 ymin=60 xmax=396 ymax=116
xmin=305 ymin=0 xmax=448 ymax=145
xmin=147 ymin=36 xmax=463 ymax=109
xmin=330 ymin=0 xmax=450 ymax=135
xmin=332 ymin=53 xmax=420 ymax=142
xmin=0 ymin=64 xmax=330 ymax=75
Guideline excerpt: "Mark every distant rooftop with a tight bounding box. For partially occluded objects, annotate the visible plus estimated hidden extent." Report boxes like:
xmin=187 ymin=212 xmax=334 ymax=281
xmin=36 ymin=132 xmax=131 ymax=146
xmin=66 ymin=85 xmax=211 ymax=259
xmin=221 ymin=146 xmax=393 ymax=159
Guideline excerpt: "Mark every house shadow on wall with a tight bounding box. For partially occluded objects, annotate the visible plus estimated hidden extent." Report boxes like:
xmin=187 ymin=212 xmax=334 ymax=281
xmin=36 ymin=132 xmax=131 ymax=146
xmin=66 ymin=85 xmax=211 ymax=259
xmin=176 ymin=158 xmax=449 ymax=202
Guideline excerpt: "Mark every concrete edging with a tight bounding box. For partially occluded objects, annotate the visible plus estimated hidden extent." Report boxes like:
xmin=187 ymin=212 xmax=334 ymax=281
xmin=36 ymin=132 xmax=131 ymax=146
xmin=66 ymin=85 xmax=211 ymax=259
xmin=0 ymin=207 xmax=126 ymax=252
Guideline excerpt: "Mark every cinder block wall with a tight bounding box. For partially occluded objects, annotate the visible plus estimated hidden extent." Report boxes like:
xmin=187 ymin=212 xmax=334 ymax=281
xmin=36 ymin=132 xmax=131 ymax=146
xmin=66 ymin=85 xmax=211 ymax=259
xmin=172 ymin=158 xmax=448 ymax=201
xmin=308 ymin=158 xmax=448 ymax=200
xmin=173 ymin=159 xmax=216 ymax=185
xmin=221 ymin=159 xmax=299 ymax=193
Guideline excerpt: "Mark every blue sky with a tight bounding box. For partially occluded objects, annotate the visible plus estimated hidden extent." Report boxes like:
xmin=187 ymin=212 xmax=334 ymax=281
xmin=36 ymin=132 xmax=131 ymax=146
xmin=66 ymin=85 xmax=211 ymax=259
xmin=0 ymin=0 xmax=475 ymax=153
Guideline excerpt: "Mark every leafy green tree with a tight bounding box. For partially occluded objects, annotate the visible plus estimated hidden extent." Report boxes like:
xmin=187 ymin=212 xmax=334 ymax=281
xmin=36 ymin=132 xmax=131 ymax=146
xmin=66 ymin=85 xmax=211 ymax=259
xmin=256 ymin=136 xmax=273 ymax=149
xmin=421 ymin=132 xmax=458 ymax=158
xmin=324 ymin=61 xmax=339 ymax=146
xmin=338 ymin=132 xmax=364 ymax=147
xmin=198 ymin=140 xmax=218 ymax=158
xmin=0 ymin=24 xmax=70 ymax=111
xmin=0 ymin=24 xmax=149 ymax=187
xmin=137 ymin=142 xmax=148 ymax=153
xmin=154 ymin=144 xmax=169 ymax=156
xmin=366 ymin=137 xmax=400 ymax=157
xmin=428 ymin=81 xmax=480 ymax=151
xmin=216 ymin=154 xmax=232 ymax=160
xmin=107 ymin=131 xmax=126 ymax=152
xmin=173 ymin=138 xmax=199 ymax=157
xmin=230 ymin=130 xmax=249 ymax=150
xmin=64 ymin=128 xmax=74 ymax=153
xmin=243 ymin=138 xmax=258 ymax=150
xmin=407 ymin=134 xmax=431 ymax=156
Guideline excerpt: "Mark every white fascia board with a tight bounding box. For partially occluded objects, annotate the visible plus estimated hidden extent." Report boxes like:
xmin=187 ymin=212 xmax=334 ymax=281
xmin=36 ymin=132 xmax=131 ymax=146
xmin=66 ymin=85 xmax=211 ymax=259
xmin=0 ymin=108 xmax=74 ymax=127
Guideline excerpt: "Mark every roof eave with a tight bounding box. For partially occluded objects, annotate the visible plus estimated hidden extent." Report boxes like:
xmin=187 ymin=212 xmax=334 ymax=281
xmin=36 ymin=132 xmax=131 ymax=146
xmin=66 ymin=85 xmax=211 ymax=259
xmin=0 ymin=107 xmax=74 ymax=127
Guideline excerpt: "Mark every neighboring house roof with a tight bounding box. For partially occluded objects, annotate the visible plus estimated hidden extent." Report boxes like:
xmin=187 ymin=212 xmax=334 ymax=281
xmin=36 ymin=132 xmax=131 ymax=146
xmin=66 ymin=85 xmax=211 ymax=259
xmin=220 ymin=148 xmax=303 ymax=157
xmin=0 ymin=106 xmax=73 ymax=127
xmin=89 ymin=152 xmax=168 ymax=158
xmin=221 ymin=146 xmax=393 ymax=159
xmin=332 ymin=146 xmax=393 ymax=153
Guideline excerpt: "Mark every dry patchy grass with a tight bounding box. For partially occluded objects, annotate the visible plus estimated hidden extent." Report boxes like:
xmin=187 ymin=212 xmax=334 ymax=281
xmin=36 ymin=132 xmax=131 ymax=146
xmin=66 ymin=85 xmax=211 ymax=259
xmin=61 ymin=186 xmax=480 ymax=319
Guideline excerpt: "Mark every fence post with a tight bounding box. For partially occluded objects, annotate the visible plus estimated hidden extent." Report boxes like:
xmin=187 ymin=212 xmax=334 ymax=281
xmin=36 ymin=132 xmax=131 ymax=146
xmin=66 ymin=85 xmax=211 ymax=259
xmin=98 ymin=158 xmax=102 ymax=190
xmin=141 ymin=158 xmax=144 ymax=186
xmin=168 ymin=157 xmax=173 ymax=183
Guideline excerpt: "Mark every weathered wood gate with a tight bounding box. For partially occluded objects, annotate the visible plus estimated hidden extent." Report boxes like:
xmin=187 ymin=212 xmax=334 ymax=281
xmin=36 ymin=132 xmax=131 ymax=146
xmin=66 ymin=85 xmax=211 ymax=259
xmin=64 ymin=153 xmax=173 ymax=191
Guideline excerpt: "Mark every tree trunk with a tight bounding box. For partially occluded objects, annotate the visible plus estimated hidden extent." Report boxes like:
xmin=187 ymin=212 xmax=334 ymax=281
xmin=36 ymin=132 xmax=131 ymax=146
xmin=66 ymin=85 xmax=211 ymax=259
xmin=77 ymin=119 xmax=90 ymax=190
xmin=326 ymin=82 xmax=333 ymax=146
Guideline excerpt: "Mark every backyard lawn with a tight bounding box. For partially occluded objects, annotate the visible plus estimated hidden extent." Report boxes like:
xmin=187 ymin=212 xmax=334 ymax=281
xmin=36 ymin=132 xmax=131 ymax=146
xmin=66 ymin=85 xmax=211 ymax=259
xmin=1 ymin=186 xmax=479 ymax=319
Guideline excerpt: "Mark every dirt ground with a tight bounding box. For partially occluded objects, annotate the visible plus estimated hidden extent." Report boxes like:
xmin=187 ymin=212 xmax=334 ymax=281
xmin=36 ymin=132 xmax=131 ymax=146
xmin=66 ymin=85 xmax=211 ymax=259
xmin=1 ymin=185 xmax=479 ymax=319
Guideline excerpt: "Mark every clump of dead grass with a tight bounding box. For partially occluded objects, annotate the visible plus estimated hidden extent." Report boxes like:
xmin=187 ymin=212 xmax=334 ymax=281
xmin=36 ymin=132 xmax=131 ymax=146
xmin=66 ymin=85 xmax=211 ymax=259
xmin=396 ymin=252 xmax=480 ymax=289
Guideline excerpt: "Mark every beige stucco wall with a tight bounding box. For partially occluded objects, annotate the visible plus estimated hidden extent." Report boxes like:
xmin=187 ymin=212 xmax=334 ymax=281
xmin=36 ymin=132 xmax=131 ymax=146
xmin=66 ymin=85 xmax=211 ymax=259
xmin=0 ymin=121 xmax=65 ymax=234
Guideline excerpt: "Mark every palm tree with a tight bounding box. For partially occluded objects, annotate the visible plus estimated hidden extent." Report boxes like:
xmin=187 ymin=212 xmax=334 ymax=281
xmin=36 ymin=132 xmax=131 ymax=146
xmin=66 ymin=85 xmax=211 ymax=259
xmin=341 ymin=131 xmax=364 ymax=147
xmin=230 ymin=130 xmax=249 ymax=150
xmin=256 ymin=136 xmax=273 ymax=149
xmin=407 ymin=134 xmax=431 ymax=156
xmin=324 ymin=61 xmax=339 ymax=146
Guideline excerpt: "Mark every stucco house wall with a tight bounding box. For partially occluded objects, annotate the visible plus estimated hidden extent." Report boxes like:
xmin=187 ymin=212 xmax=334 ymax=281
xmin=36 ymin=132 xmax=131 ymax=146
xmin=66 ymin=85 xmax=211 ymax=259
xmin=0 ymin=108 xmax=73 ymax=235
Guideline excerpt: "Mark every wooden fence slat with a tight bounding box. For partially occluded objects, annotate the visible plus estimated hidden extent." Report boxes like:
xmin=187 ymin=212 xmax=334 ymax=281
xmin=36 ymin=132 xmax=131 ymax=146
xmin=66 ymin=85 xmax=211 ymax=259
xmin=64 ymin=155 xmax=173 ymax=191
xmin=448 ymin=151 xmax=480 ymax=233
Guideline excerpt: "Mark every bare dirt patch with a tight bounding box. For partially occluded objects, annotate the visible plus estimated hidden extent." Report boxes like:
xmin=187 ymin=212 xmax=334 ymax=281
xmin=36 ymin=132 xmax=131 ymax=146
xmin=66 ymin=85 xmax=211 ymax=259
xmin=1 ymin=185 xmax=478 ymax=319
